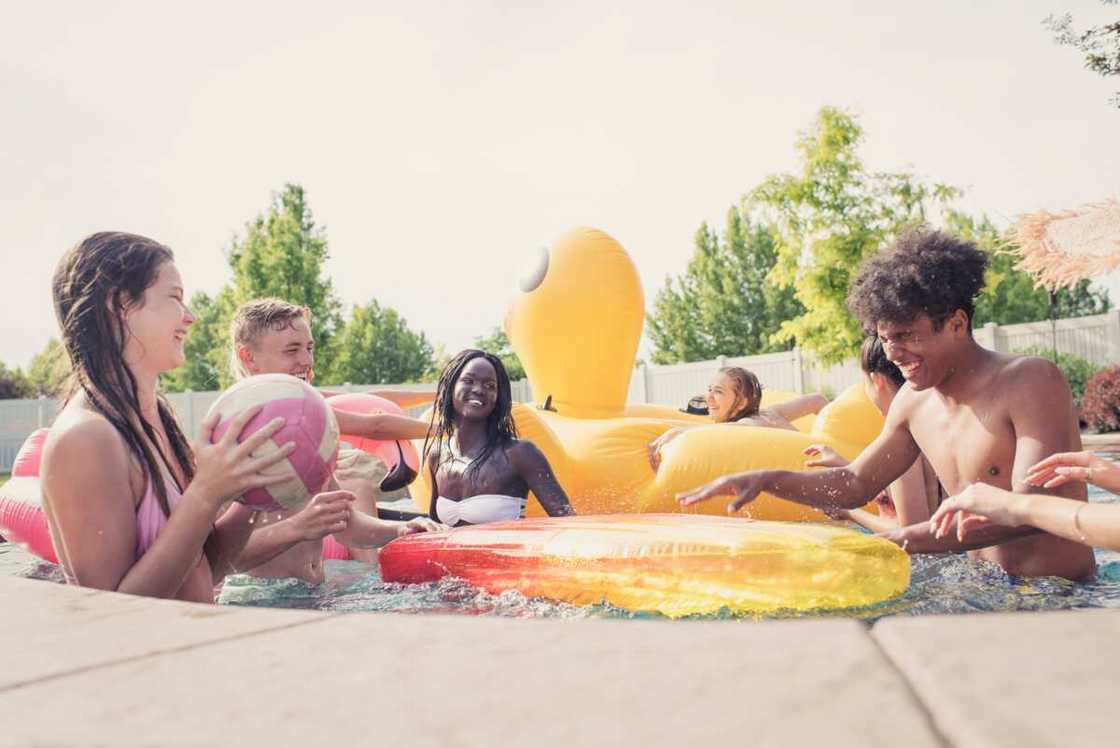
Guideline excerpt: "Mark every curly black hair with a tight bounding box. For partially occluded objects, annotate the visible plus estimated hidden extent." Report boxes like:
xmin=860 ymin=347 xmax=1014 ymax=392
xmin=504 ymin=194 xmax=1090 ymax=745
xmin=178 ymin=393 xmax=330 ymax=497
xmin=847 ymin=228 xmax=989 ymax=333
xmin=423 ymin=349 xmax=518 ymax=484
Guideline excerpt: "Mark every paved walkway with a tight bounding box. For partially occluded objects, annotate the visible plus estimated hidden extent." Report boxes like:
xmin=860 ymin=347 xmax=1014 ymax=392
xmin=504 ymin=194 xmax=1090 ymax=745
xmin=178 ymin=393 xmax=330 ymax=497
xmin=0 ymin=575 xmax=1114 ymax=747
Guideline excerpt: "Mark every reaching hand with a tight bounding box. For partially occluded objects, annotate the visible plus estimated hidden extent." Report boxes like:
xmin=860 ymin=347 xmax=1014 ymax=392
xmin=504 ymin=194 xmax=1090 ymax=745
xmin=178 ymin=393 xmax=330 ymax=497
xmin=928 ymin=482 xmax=1015 ymax=542
xmin=677 ymin=472 xmax=767 ymax=513
xmin=289 ymin=490 xmax=355 ymax=542
xmin=397 ymin=517 xmax=446 ymax=537
xmin=191 ymin=407 xmax=297 ymax=509
xmin=1026 ymin=451 xmax=1120 ymax=494
xmin=803 ymin=444 xmax=847 ymax=469
xmin=648 ymin=428 xmax=683 ymax=471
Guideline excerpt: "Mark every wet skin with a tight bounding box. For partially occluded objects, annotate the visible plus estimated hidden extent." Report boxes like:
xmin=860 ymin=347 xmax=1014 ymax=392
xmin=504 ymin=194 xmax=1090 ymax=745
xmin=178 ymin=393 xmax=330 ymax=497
xmin=680 ymin=311 xmax=1095 ymax=581
xmin=429 ymin=357 xmax=574 ymax=525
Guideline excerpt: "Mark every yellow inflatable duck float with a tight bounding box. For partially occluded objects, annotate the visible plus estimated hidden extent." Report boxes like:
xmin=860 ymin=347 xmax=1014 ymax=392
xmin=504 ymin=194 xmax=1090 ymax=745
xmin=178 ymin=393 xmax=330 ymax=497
xmin=411 ymin=227 xmax=884 ymax=521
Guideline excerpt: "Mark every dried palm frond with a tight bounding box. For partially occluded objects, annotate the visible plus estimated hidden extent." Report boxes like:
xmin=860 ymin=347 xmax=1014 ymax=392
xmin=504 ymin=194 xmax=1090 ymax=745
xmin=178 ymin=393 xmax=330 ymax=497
xmin=1008 ymin=199 xmax=1120 ymax=291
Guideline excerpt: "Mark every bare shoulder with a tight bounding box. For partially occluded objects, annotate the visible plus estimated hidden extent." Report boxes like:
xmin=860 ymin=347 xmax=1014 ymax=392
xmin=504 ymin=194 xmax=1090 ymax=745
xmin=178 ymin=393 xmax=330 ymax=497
xmin=998 ymin=354 xmax=1069 ymax=400
xmin=45 ymin=406 xmax=130 ymax=470
xmin=42 ymin=403 xmax=136 ymax=500
xmin=505 ymin=439 xmax=548 ymax=469
xmin=885 ymin=382 xmax=923 ymax=423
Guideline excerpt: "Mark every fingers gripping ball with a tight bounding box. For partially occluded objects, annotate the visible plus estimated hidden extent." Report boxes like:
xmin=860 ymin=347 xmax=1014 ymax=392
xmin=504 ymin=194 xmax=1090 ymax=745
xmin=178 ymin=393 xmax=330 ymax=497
xmin=207 ymin=374 xmax=340 ymax=511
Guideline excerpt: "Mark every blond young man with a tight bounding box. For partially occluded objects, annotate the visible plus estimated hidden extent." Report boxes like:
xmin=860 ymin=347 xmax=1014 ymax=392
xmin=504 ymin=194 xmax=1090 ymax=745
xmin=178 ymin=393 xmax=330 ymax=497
xmin=224 ymin=298 xmax=442 ymax=584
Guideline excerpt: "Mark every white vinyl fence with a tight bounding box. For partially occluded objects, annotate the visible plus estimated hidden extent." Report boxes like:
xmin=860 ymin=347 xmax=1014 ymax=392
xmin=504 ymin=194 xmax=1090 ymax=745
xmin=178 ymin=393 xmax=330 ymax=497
xmin=3 ymin=311 xmax=1118 ymax=472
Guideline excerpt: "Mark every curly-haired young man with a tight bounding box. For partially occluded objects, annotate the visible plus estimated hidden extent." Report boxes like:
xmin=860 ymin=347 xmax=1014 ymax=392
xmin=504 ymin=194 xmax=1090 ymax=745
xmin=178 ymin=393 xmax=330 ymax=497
xmin=679 ymin=229 xmax=1095 ymax=580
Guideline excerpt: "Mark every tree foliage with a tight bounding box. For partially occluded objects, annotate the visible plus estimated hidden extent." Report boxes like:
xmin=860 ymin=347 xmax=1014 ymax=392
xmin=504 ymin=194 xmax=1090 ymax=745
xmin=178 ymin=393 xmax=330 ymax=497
xmin=749 ymin=107 xmax=961 ymax=364
xmin=947 ymin=212 xmax=1110 ymax=326
xmin=1045 ymin=1 xmax=1120 ymax=108
xmin=25 ymin=338 xmax=70 ymax=397
xmin=473 ymin=327 xmax=525 ymax=380
xmin=0 ymin=361 xmax=32 ymax=400
xmin=164 ymin=184 xmax=345 ymax=391
xmin=330 ymin=299 xmax=434 ymax=384
xmin=648 ymin=209 xmax=802 ymax=364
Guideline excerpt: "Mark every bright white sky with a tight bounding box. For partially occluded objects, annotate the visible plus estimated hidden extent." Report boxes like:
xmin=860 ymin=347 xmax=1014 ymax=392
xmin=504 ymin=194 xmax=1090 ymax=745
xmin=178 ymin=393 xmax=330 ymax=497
xmin=2 ymin=0 xmax=1118 ymax=370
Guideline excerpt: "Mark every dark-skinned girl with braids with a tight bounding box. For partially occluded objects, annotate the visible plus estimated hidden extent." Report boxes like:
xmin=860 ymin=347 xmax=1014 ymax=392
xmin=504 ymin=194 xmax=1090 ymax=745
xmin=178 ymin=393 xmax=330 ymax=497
xmin=424 ymin=349 xmax=575 ymax=526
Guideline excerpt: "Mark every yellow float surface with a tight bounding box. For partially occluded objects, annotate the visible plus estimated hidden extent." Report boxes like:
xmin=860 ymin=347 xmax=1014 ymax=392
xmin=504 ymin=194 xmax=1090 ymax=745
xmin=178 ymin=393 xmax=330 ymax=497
xmin=379 ymin=514 xmax=910 ymax=618
xmin=410 ymin=226 xmax=886 ymax=520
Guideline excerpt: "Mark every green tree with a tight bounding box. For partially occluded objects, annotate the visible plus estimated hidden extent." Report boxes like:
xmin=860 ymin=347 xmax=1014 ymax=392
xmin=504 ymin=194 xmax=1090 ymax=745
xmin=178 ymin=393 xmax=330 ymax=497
xmin=750 ymin=107 xmax=961 ymax=364
xmin=25 ymin=339 xmax=70 ymax=397
xmin=472 ymin=327 xmax=525 ymax=380
xmin=162 ymin=291 xmax=227 ymax=392
xmin=947 ymin=212 xmax=1111 ymax=326
xmin=330 ymin=299 xmax=434 ymax=384
xmin=0 ymin=361 xmax=31 ymax=399
xmin=165 ymin=184 xmax=346 ymax=390
xmin=647 ymin=209 xmax=802 ymax=364
xmin=1045 ymin=1 xmax=1120 ymax=108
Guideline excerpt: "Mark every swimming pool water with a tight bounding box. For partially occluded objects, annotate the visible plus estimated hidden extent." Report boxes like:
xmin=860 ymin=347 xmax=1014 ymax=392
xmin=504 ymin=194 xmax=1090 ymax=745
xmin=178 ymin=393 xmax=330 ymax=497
xmin=3 ymin=488 xmax=1118 ymax=622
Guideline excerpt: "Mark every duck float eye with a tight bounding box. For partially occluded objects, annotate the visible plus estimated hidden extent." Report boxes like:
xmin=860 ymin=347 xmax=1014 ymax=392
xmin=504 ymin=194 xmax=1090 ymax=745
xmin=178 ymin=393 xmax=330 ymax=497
xmin=519 ymin=247 xmax=549 ymax=293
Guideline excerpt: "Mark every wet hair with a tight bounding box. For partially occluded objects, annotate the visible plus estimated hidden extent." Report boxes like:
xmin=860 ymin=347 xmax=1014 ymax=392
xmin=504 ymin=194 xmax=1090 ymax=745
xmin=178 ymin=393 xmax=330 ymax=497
xmin=229 ymin=298 xmax=311 ymax=380
xmin=847 ymin=228 xmax=989 ymax=333
xmin=423 ymin=349 xmax=517 ymax=489
xmin=859 ymin=336 xmax=905 ymax=389
xmin=717 ymin=366 xmax=763 ymax=422
xmin=52 ymin=232 xmax=195 ymax=516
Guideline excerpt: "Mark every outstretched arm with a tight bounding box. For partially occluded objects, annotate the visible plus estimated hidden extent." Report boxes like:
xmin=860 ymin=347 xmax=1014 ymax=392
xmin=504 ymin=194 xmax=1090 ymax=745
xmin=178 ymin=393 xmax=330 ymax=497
xmin=231 ymin=491 xmax=354 ymax=572
xmin=509 ymin=441 xmax=575 ymax=517
xmin=768 ymin=393 xmax=828 ymax=423
xmin=332 ymin=407 xmax=430 ymax=441
xmin=678 ymin=405 xmax=920 ymax=514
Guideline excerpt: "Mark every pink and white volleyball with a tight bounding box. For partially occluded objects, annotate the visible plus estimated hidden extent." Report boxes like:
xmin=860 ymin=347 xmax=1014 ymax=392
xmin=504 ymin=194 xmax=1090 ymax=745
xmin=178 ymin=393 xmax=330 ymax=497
xmin=206 ymin=373 xmax=339 ymax=512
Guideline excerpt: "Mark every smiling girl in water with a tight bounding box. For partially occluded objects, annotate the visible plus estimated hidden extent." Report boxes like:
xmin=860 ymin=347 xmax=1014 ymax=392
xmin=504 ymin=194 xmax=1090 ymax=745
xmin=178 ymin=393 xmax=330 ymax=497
xmin=648 ymin=367 xmax=828 ymax=470
xmin=41 ymin=232 xmax=290 ymax=601
xmin=425 ymin=349 xmax=575 ymax=526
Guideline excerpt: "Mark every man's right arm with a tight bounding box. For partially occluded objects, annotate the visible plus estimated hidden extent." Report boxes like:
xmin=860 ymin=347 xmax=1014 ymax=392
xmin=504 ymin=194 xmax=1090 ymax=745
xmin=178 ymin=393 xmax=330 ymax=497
xmin=679 ymin=403 xmax=922 ymax=512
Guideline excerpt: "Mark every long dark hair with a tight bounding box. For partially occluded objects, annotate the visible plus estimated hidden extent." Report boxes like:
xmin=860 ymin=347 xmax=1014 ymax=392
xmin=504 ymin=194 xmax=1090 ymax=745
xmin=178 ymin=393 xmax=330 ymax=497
xmin=52 ymin=232 xmax=196 ymax=516
xmin=423 ymin=349 xmax=517 ymax=483
xmin=719 ymin=366 xmax=763 ymax=422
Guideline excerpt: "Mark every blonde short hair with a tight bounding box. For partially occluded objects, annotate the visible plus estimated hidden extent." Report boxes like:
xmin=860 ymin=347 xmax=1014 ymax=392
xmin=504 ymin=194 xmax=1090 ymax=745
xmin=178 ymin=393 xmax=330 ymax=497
xmin=228 ymin=298 xmax=310 ymax=380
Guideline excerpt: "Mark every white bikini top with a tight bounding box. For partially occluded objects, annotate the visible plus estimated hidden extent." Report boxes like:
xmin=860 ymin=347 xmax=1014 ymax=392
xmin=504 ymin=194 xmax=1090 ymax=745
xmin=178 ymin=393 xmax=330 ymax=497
xmin=435 ymin=494 xmax=527 ymax=526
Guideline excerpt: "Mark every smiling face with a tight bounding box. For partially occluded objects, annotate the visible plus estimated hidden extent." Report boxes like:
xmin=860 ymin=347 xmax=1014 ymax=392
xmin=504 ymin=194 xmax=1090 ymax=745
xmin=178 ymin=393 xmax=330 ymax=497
xmin=121 ymin=261 xmax=195 ymax=375
xmin=876 ymin=311 xmax=968 ymax=392
xmin=706 ymin=372 xmax=746 ymax=423
xmin=452 ymin=357 xmax=499 ymax=421
xmin=240 ymin=317 xmax=315 ymax=383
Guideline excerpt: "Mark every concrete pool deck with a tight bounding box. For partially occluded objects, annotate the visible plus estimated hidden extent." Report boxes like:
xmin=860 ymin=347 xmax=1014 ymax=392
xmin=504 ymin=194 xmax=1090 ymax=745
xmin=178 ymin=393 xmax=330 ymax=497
xmin=0 ymin=576 xmax=1115 ymax=747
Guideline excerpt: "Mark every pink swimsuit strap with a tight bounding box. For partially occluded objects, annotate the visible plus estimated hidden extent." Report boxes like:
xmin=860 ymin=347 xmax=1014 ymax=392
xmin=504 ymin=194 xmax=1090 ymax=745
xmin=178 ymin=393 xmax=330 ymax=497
xmin=135 ymin=473 xmax=183 ymax=559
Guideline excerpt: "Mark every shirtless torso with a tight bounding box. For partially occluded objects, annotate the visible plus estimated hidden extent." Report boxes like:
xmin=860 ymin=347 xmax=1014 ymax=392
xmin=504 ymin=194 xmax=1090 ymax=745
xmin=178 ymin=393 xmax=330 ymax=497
xmin=896 ymin=352 xmax=1094 ymax=579
xmin=679 ymin=341 xmax=1097 ymax=581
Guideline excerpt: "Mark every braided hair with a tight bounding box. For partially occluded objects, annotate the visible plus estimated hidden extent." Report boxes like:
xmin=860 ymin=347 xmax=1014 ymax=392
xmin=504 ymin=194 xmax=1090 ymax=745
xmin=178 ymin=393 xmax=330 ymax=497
xmin=423 ymin=349 xmax=518 ymax=484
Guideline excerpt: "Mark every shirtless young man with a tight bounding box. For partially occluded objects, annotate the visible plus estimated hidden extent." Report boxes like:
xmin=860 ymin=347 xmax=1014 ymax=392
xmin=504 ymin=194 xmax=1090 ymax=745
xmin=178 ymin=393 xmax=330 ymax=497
xmin=679 ymin=229 xmax=1095 ymax=581
xmin=223 ymin=298 xmax=440 ymax=584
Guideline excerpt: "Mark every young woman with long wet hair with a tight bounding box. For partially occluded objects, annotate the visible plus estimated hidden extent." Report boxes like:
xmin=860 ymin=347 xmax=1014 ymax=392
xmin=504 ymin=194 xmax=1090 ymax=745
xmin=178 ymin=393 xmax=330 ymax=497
xmin=423 ymin=349 xmax=574 ymax=526
xmin=41 ymin=232 xmax=293 ymax=602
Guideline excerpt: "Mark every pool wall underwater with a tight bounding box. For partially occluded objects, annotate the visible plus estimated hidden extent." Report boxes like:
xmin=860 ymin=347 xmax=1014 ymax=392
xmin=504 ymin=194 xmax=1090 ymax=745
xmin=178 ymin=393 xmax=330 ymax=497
xmin=0 ymin=573 xmax=1116 ymax=747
